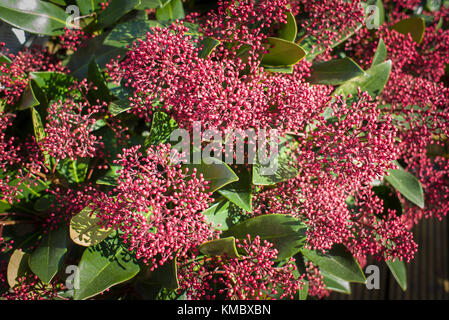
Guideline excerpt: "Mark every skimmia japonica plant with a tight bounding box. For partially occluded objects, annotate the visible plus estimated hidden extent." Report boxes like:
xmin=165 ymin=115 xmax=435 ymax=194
xmin=0 ymin=0 xmax=448 ymax=300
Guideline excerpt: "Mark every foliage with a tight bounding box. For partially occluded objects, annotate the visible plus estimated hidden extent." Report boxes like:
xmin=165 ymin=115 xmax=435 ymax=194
xmin=0 ymin=0 xmax=448 ymax=300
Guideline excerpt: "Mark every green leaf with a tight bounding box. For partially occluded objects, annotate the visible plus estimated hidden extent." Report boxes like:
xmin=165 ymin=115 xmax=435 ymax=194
xmin=376 ymin=0 xmax=385 ymax=26
xmin=67 ymin=33 xmax=128 ymax=79
xmin=299 ymin=281 xmax=309 ymax=300
xmin=392 ymin=17 xmax=426 ymax=44
xmin=145 ymin=111 xmax=179 ymax=147
xmin=264 ymin=65 xmax=294 ymax=74
xmin=137 ymin=258 xmax=178 ymax=289
xmin=252 ymin=135 xmax=299 ymax=186
xmin=184 ymin=159 xmax=238 ymax=193
xmin=29 ymin=225 xmax=68 ymax=284
xmin=201 ymin=200 xmax=233 ymax=231
xmin=385 ymin=163 xmax=424 ymax=208
xmin=34 ymin=194 xmax=55 ymax=212
xmin=56 ymin=158 xmax=89 ymax=184
xmin=301 ymin=244 xmax=366 ymax=283
xmin=222 ymin=214 xmax=307 ymax=261
xmin=0 ymin=0 xmax=67 ymax=36
xmin=300 ymin=24 xmax=363 ymax=62
xmin=309 ymin=57 xmax=365 ymax=85
xmin=261 ymin=37 xmax=306 ymax=67
xmin=136 ymin=0 xmax=171 ymax=10
xmin=7 ymin=249 xmax=30 ymax=287
xmin=218 ymin=167 xmax=252 ymax=212
xmin=74 ymin=238 xmax=141 ymax=300
xmin=87 ymin=59 xmax=113 ymax=103
xmin=334 ymin=60 xmax=392 ymax=98
xmin=96 ymin=165 xmax=121 ymax=186
xmin=70 ymin=205 xmax=113 ymax=247
xmin=199 ymin=237 xmax=239 ymax=258
xmin=386 ymin=259 xmax=407 ymax=291
xmin=197 ymin=37 xmax=220 ymax=59
xmin=17 ymin=81 xmax=40 ymax=110
xmin=31 ymin=106 xmax=45 ymax=142
xmin=371 ymin=39 xmax=387 ymax=67
xmin=76 ymin=0 xmax=103 ymax=15
xmin=95 ymin=0 xmax=141 ymax=29
xmin=426 ymin=0 xmax=442 ymax=11
xmin=155 ymin=0 xmax=185 ymax=22
xmin=30 ymin=71 xmax=76 ymax=102
xmin=278 ymin=11 xmax=297 ymax=42
xmin=321 ymin=270 xmax=351 ymax=294
xmin=108 ymin=83 xmax=134 ymax=116
xmin=104 ymin=19 xmax=163 ymax=48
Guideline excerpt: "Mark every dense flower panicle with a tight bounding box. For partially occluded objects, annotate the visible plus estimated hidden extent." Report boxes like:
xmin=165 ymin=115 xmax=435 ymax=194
xmin=305 ymin=261 xmax=329 ymax=299
xmin=0 ymin=44 xmax=64 ymax=105
xmin=402 ymin=152 xmax=449 ymax=223
xmin=200 ymin=0 xmax=289 ymax=55
xmin=178 ymin=235 xmax=303 ymax=300
xmin=92 ymin=144 xmax=216 ymax=267
xmin=41 ymin=99 xmax=105 ymax=161
xmin=110 ymin=22 xmax=334 ymax=135
xmin=291 ymin=0 xmax=364 ymax=53
xmin=2 ymin=274 xmax=61 ymax=300
xmin=58 ymin=27 xmax=90 ymax=52
xmin=382 ymin=71 xmax=449 ymax=154
xmin=348 ymin=188 xmax=417 ymax=262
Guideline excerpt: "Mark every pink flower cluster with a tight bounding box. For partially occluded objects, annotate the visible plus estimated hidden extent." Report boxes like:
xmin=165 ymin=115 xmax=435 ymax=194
xmin=92 ymin=144 xmax=216 ymax=267
xmin=0 ymin=44 xmax=64 ymax=105
xmin=178 ymin=235 xmax=303 ymax=300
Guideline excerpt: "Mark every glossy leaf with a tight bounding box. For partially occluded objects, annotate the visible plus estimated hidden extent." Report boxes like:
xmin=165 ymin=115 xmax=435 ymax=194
xmin=96 ymin=165 xmax=121 ymax=186
xmin=299 ymin=281 xmax=309 ymax=300
xmin=7 ymin=249 xmax=30 ymax=287
xmin=67 ymin=33 xmax=127 ymax=79
xmin=392 ymin=17 xmax=426 ymax=44
xmin=56 ymin=158 xmax=89 ymax=184
xmin=31 ymin=106 xmax=45 ymax=142
xmin=70 ymin=205 xmax=113 ymax=247
xmin=199 ymin=237 xmax=239 ymax=258
xmin=136 ymin=0 xmax=171 ymax=10
xmin=0 ymin=0 xmax=67 ymax=36
xmin=222 ymin=214 xmax=307 ymax=261
xmin=76 ymin=0 xmax=103 ymax=15
xmin=261 ymin=37 xmax=306 ymax=67
xmin=155 ymin=0 xmax=185 ymax=22
xmin=87 ymin=59 xmax=112 ymax=103
xmin=18 ymin=81 xmax=40 ymax=110
xmin=29 ymin=225 xmax=68 ymax=283
xmin=197 ymin=37 xmax=220 ymax=59
xmin=137 ymin=258 xmax=178 ymax=289
xmin=252 ymin=135 xmax=299 ymax=186
xmin=108 ymin=83 xmax=134 ymax=116
xmin=218 ymin=168 xmax=252 ymax=212
xmin=184 ymin=159 xmax=238 ymax=193
xmin=301 ymin=244 xmax=366 ymax=283
xmin=334 ymin=60 xmax=392 ymax=98
xmin=145 ymin=111 xmax=179 ymax=147
xmin=104 ymin=19 xmax=163 ymax=48
xmin=386 ymin=258 xmax=407 ymax=291
xmin=201 ymin=200 xmax=233 ymax=231
xmin=278 ymin=11 xmax=297 ymax=42
xmin=95 ymin=0 xmax=140 ymax=29
xmin=385 ymin=164 xmax=424 ymax=208
xmin=321 ymin=270 xmax=351 ymax=294
xmin=309 ymin=57 xmax=365 ymax=85
xmin=74 ymin=238 xmax=141 ymax=300
xmin=371 ymin=39 xmax=387 ymax=67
